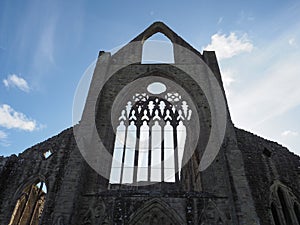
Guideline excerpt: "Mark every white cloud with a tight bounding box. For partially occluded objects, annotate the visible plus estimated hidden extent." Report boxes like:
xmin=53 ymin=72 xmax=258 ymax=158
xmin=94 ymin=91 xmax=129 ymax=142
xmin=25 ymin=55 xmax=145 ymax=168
xmin=203 ymin=32 xmax=253 ymax=60
xmin=281 ymin=130 xmax=298 ymax=137
xmin=216 ymin=20 xmax=300 ymax=157
xmin=3 ymin=74 xmax=30 ymax=92
xmin=0 ymin=104 xmax=37 ymax=131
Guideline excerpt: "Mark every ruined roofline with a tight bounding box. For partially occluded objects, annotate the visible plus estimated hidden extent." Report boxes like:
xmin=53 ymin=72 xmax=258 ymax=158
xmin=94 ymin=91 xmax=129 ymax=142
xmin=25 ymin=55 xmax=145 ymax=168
xmin=235 ymin=126 xmax=300 ymax=158
xmin=0 ymin=127 xmax=74 ymax=158
xmin=130 ymin=21 xmax=204 ymax=59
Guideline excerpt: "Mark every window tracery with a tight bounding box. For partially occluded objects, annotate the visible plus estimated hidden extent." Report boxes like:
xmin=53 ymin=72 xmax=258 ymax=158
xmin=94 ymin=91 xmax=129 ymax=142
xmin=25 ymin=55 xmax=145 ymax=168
xmin=109 ymin=83 xmax=192 ymax=185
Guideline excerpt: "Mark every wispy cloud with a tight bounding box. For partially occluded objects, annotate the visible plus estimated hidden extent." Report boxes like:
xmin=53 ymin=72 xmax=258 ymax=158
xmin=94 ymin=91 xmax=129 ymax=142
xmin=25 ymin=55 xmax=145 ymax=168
xmin=3 ymin=74 xmax=30 ymax=92
xmin=216 ymin=20 xmax=300 ymax=156
xmin=237 ymin=10 xmax=255 ymax=24
xmin=217 ymin=17 xmax=223 ymax=25
xmin=203 ymin=32 xmax=253 ymax=60
xmin=0 ymin=104 xmax=37 ymax=131
xmin=33 ymin=16 xmax=57 ymax=72
xmin=0 ymin=130 xmax=10 ymax=147
xmin=229 ymin=41 xmax=300 ymax=129
xmin=212 ymin=15 xmax=300 ymax=156
xmin=281 ymin=130 xmax=298 ymax=137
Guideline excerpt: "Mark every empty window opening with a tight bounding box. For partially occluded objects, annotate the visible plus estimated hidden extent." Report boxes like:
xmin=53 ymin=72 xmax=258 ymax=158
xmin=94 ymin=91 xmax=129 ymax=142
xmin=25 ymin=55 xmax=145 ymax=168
xmin=109 ymin=86 xmax=192 ymax=185
xmin=271 ymin=203 xmax=281 ymax=225
xmin=142 ymin=33 xmax=175 ymax=64
xmin=277 ymin=188 xmax=292 ymax=224
xmin=263 ymin=147 xmax=271 ymax=157
xmin=43 ymin=150 xmax=52 ymax=159
xmin=9 ymin=181 xmax=47 ymax=225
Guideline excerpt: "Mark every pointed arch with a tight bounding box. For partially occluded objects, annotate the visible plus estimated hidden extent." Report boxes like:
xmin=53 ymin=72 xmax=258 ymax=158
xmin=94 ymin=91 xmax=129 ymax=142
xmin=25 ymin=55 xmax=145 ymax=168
xmin=270 ymin=180 xmax=300 ymax=225
xmin=9 ymin=177 xmax=47 ymax=225
xmin=197 ymin=199 xmax=227 ymax=225
xmin=128 ymin=198 xmax=185 ymax=225
xmin=132 ymin=22 xmax=179 ymax=44
xmin=130 ymin=22 xmax=202 ymax=59
xmin=141 ymin=32 xmax=175 ymax=64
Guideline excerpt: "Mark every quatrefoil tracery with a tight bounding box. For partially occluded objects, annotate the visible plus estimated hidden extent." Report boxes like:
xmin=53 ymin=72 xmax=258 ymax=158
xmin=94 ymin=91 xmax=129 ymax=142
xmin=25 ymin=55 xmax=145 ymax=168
xmin=119 ymin=92 xmax=192 ymax=128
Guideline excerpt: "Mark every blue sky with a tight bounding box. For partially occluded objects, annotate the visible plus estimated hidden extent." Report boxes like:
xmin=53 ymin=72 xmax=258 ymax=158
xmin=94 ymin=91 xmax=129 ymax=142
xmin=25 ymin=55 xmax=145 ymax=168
xmin=0 ymin=0 xmax=300 ymax=157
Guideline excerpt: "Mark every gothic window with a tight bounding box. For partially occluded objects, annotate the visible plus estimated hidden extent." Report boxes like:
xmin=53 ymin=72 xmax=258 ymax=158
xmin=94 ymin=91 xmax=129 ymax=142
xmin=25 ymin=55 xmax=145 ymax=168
xmin=109 ymin=82 xmax=192 ymax=185
xmin=270 ymin=181 xmax=300 ymax=225
xmin=9 ymin=181 xmax=47 ymax=225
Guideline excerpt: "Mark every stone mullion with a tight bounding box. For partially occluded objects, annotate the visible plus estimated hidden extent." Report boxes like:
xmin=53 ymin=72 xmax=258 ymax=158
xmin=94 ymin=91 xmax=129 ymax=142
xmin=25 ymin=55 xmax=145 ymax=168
xmin=173 ymin=125 xmax=179 ymax=184
xmin=13 ymin=194 xmax=28 ymax=225
xmin=161 ymin=123 xmax=165 ymax=182
xmin=119 ymin=123 xmax=128 ymax=184
xmin=27 ymin=183 xmax=43 ymax=225
xmin=148 ymin=124 xmax=152 ymax=182
xmin=275 ymin=192 xmax=288 ymax=225
xmin=282 ymin=190 xmax=299 ymax=225
xmin=133 ymin=125 xmax=141 ymax=184
xmin=17 ymin=186 xmax=33 ymax=225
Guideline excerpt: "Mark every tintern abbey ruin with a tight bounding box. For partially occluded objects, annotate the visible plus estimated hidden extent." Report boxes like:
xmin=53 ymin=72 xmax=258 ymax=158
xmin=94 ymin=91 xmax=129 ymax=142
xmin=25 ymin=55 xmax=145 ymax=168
xmin=0 ymin=22 xmax=299 ymax=225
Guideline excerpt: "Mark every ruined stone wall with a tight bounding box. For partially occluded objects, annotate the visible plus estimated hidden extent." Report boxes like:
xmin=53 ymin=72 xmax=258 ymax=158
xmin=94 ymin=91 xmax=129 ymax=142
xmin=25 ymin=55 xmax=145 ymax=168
xmin=0 ymin=128 xmax=84 ymax=225
xmin=235 ymin=128 xmax=300 ymax=224
xmin=1 ymin=126 xmax=299 ymax=224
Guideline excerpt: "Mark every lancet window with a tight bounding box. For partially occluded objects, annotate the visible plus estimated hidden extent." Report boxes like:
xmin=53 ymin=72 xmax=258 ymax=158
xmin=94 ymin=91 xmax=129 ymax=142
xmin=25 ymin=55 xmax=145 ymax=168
xmin=109 ymin=84 xmax=192 ymax=185
xmin=270 ymin=181 xmax=300 ymax=225
xmin=9 ymin=181 xmax=47 ymax=225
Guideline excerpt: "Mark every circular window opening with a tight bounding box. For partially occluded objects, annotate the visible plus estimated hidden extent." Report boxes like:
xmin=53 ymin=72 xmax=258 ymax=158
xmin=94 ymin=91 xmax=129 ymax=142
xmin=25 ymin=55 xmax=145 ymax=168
xmin=147 ymin=82 xmax=167 ymax=94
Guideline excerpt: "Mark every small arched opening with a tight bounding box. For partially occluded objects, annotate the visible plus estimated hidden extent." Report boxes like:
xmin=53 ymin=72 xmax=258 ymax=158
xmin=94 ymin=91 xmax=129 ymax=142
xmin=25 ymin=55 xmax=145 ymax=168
xmin=141 ymin=32 xmax=174 ymax=64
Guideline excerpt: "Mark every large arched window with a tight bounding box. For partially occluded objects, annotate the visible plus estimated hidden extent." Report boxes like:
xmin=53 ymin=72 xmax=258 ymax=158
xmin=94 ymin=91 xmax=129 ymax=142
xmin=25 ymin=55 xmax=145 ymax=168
xmin=270 ymin=181 xmax=300 ymax=225
xmin=9 ymin=181 xmax=47 ymax=225
xmin=109 ymin=81 xmax=193 ymax=185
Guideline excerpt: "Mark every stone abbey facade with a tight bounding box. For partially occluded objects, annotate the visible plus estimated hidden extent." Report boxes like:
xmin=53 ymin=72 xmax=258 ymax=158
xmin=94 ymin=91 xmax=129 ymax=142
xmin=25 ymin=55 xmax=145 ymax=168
xmin=0 ymin=22 xmax=299 ymax=225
